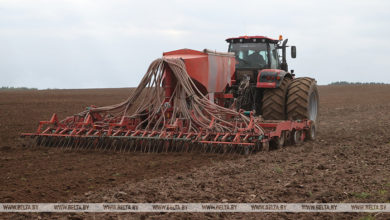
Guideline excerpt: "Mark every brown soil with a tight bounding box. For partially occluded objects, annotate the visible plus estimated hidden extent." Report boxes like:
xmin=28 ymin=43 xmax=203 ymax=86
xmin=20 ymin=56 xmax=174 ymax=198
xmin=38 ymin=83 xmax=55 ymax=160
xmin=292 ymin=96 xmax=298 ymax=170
xmin=1 ymin=85 xmax=390 ymax=219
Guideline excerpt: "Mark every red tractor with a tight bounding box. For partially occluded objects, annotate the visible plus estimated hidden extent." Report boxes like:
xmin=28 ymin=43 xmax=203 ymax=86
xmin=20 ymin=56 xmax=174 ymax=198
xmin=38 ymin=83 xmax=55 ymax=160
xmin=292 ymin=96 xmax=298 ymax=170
xmin=226 ymin=35 xmax=319 ymax=125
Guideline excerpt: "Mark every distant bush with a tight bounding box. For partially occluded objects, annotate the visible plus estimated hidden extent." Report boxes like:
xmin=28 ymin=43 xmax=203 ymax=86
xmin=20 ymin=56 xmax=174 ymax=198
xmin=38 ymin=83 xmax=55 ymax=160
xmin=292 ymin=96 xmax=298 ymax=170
xmin=0 ymin=86 xmax=38 ymax=90
xmin=328 ymin=81 xmax=387 ymax=85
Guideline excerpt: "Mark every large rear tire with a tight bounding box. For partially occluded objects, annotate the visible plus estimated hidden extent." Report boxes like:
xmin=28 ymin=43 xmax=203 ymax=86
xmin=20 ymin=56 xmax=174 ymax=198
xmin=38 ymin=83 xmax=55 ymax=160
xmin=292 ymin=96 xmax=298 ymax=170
xmin=286 ymin=77 xmax=319 ymax=124
xmin=261 ymin=77 xmax=291 ymax=120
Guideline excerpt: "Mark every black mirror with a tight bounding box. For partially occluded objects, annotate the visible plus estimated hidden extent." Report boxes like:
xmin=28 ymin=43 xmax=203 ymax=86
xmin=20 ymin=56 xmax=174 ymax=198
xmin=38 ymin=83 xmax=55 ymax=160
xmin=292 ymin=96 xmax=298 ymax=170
xmin=291 ymin=46 xmax=296 ymax=58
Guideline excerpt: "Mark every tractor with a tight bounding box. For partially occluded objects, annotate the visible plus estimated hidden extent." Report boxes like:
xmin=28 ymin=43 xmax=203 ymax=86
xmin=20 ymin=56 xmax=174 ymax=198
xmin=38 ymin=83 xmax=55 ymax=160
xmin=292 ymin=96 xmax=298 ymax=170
xmin=226 ymin=35 xmax=318 ymax=126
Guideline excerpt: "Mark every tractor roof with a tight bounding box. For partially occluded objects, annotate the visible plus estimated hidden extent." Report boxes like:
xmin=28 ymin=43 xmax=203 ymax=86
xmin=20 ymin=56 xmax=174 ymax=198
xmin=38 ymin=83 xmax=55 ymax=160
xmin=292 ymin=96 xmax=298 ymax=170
xmin=226 ymin=36 xmax=279 ymax=43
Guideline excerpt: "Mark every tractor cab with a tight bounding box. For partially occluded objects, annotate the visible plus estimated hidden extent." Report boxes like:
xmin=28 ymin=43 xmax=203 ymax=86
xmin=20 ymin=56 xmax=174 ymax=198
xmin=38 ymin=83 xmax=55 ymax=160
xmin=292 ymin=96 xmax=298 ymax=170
xmin=226 ymin=36 xmax=296 ymax=83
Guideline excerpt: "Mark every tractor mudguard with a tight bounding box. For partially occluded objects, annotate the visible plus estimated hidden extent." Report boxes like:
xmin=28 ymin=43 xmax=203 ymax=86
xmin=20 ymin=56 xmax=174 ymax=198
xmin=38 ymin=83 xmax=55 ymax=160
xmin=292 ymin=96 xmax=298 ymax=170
xmin=256 ymin=69 xmax=292 ymax=88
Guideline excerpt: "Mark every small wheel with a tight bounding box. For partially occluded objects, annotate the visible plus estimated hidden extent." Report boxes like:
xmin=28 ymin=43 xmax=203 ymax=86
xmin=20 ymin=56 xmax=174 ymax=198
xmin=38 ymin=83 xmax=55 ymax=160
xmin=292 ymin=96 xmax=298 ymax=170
xmin=284 ymin=131 xmax=291 ymax=146
xmin=277 ymin=132 xmax=285 ymax=148
xmin=292 ymin=130 xmax=303 ymax=145
xmin=270 ymin=134 xmax=284 ymax=150
xmin=306 ymin=123 xmax=316 ymax=141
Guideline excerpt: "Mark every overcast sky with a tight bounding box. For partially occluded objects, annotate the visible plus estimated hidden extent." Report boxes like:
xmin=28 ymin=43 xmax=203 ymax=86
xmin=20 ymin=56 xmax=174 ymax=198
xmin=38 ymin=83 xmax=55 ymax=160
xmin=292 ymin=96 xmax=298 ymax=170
xmin=1 ymin=0 xmax=389 ymax=89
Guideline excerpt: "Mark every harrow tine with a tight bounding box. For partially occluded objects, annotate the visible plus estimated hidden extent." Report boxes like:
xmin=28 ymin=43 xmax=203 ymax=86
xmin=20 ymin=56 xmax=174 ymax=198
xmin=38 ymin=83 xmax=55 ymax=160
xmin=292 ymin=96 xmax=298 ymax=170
xmin=65 ymin=137 xmax=74 ymax=151
xmin=229 ymin=144 xmax=236 ymax=154
xmin=130 ymin=139 xmax=136 ymax=152
xmin=51 ymin=137 xmax=57 ymax=147
xmin=181 ymin=141 xmax=188 ymax=152
xmin=201 ymin=143 xmax=207 ymax=153
xmin=129 ymin=139 xmax=135 ymax=152
xmin=140 ymin=140 xmax=145 ymax=153
xmin=146 ymin=140 xmax=152 ymax=153
xmin=52 ymin=137 xmax=58 ymax=147
xmin=115 ymin=139 xmax=121 ymax=151
xmin=44 ymin=137 xmax=52 ymax=147
xmin=143 ymin=140 xmax=148 ymax=153
xmin=75 ymin=137 xmax=83 ymax=150
xmin=78 ymin=137 xmax=87 ymax=150
xmin=154 ymin=140 xmax=160 ymax=153
xmin=174 ymin=140 xmax=180 ymax=152
xmin=104 ymin=139 xmax=112 ymax=151
xmin=126 ymin=139 xmax=133 ymax=153
xmin=63 ymin=138 xmax=70 ymax=149
xmin=183 ymin=142 xmax=189 ymax=153
xmin=170 ymin=140 xmax=176 ymax=152
xmin=100 ymin=139 xmax=106 ymax=151
xmin=35 ymin=136 xmax=41 ymax=146
xmin=211 ymin=144 xmax=218 ymax=154
xmin=94 ymin=138 xmax=100 ymax=151
xmin=88 ymin=138 xmax=96 ymax=150
xmin=102 ymin=138 xmax=109 ymax=151
xmin=52 ymin=137 xmax=60 ymax=147
xmin=40 ymin=136 xmax=47 ymax=147
xmin=134 ymin=139 xmax=139 ymax=152
xmin=109 ymin=139 xmax=116 ymax=151
xmin=147 ymin=140 xmax=152 ymax=153
xmin=151 ymin=140 xmax=157 ymax=153
xmin=158 ymin=140 xmax=164 ymax=153
xmin=118 ymin=139 xmax=125 ymax=152
xmin=164 ymin=140 xmax=169 ymax=153
xmin=39 ymin=136 xmax=46 ymax=147
xmin=96 ymin=138 xmax=103 ymax=151
xmin=67 ymin=137 xmax=75 ymax=150
xmin=73 ymin=137 xmax=81 ymax=150
xmin=191 ymin=142 xmax=199 ymax=153
xmin=81 ymin=138 xmax=89 ymax=150
xmin=216 ymin=144 xmax=223 ymax=154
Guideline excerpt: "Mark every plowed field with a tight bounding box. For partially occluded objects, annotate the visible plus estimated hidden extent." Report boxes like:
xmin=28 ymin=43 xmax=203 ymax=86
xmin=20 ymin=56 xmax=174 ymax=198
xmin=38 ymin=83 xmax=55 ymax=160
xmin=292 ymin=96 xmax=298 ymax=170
xmin=1 ymin=85 xmax=389 ymax=219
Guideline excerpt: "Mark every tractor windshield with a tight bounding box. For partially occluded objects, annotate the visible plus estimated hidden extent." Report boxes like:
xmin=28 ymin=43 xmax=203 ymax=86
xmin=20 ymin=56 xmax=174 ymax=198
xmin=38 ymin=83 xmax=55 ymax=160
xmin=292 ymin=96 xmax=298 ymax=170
xmin=228 ymin=43 xmax=269 ymax=69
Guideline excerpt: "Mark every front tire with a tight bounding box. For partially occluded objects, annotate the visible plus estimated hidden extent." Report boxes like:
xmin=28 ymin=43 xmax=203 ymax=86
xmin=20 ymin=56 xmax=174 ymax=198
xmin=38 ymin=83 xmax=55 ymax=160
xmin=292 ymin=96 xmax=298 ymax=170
xmin=286 ymin=77 xmax=319 ymax=123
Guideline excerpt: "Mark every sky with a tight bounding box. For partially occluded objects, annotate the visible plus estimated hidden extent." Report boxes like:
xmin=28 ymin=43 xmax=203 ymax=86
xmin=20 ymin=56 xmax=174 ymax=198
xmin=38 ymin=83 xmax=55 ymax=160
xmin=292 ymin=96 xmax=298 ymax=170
xmin=1 ymin=0 xmax=389 ymax=89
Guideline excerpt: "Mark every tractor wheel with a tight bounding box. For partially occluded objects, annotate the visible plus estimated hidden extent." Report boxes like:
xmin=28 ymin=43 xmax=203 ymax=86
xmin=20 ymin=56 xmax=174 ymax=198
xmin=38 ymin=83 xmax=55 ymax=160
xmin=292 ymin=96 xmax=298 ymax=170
xmin=286 ymin=77 xmax=319 ymax=124
xmin=261 ymin=77 xmax=291 ymax=120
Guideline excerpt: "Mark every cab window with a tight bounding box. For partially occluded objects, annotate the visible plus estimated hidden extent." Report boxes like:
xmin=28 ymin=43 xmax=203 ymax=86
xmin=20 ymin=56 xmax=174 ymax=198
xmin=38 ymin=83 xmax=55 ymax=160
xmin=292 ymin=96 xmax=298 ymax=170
xmin=269 ymin=44 xmax=280 ymax=69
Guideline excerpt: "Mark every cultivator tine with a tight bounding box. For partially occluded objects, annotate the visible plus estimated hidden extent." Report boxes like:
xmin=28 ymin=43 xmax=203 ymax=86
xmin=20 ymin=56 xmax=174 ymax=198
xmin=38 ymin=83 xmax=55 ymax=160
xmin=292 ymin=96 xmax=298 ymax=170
xmin=124 ymin=139 xmax=131 ymax=153
xmin=143 ymin=140 xmax=148 ymax=153
xmin=148 ymin=141 xmax=153 ymax=153
xmin=104 ymin=139 xmax=112 ymax=152
xmin=140 ymin=140 xmax=145 ymax=153
xmin=114 ymin=139 xmax=121 ymax=151
xmin=100 ymin=139 xmax=106 ymax=151
xmin=87 ymin=138 xmax=95 ymax=150
xmin=50 ymin=137 xmax=58 ymax=147
xmin=44 ymin=137 xmax=51 ymax=147
xmin=128 ymin=139 xmax=135 ymax=152
xmin=201 ymin=143 xmax=207 ymax=153
xmin=109 ymin=139 xmax=116 ymax=151
xmin=146 ymin=140 xmax=151 ymax=153
xmin=117 ymin=140 xmax=124 ymax=152
xmin=72 ymin=137 xmax=79 ymax=150
xmin=84 ymin=138 xmax=92 ymax=150
xmin=74 ymin=138 xmax=82 ymax=150
xmin=150 ymin=140 xmax=156 ymax=153
xmin=152 ymin=140 xmax=158 ymax=153
xmin=118 ymin=140 xmax=124 ymax=152
xmin=64 ymin=137 xmax=73 ymax=150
